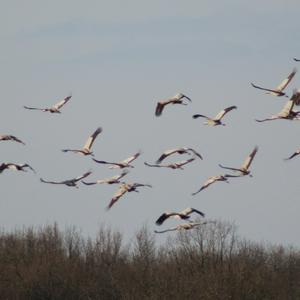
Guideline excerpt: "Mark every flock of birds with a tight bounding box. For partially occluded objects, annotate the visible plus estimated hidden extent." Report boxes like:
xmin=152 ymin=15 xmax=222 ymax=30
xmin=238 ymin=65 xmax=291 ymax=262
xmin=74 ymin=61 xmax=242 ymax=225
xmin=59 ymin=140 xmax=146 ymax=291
xmin=2 ymin=57 xmax=300 ymax=234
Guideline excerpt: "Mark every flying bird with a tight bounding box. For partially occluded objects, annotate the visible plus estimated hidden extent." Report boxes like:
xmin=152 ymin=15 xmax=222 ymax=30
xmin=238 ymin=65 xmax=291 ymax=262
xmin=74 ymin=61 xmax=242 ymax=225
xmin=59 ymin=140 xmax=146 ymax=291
xmin=107 ymin=182 xmax=152 ymax=210
xmin=24 ymin=94 xmax=72 ymax=113
xmin=192 ymin=175 xmax=229 ymax=195
xmin=0 ymin=135 xmax=25 ymax=145
xmin=251 ymin=68 xmax=297 ymax=97
xmin=155 ymin=207 xmax=205 ymax=225
xmin=62 ymin=127 xmax=102 ymax=156
xmin=40 ymin=171 xmax=92 ymax=188
xmin=293 ymin=58 xmax=300 ymax=62
xmin=144 ymin=158 xmax=196 ymax=170
xmin=256 ymin=90 xmax=300 ymax=122
xmin=193 ymin=105 xmax=237 ymax=126
xmin=285 ymin=148 xmax=300 ymax=160
xmin=154 ymin=221 xmax=213 ymax=234
xmin=82 ymin=170 xmax=129 ymax=185
xmin=218 ymin=146 xmax=258 ymax=177
xmin=92 ymin=151 xmax=141 ymax=168
xmin=155 ymin=147 xmax=203 ymax=164
xmin=0 ymin=163 xmax=35 ymax=174
xmin=155 ymin=93 xmax=191 ymax=116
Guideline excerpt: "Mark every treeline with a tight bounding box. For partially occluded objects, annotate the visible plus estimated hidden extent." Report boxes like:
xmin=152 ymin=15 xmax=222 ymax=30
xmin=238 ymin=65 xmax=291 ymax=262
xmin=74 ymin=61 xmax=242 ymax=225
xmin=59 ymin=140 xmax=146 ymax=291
xmin=0 ymin=221 xmax=299 ymax=300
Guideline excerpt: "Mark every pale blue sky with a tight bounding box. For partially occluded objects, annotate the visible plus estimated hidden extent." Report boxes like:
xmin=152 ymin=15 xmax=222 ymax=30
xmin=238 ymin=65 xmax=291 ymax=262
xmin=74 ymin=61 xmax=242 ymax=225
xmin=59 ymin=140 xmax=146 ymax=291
xmin=1 ymin=0 xmax=300 ymax=245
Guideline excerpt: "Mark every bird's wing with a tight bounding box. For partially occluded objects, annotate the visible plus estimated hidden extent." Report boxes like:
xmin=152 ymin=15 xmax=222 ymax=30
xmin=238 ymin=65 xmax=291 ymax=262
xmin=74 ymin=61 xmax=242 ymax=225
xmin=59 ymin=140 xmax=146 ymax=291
xmin=74 ymin=171 xmax=92 ymax=182
xmin=122 ymin=151 xmax=141 ymax=164
xmin=278 ymin=99 xmax=294 ymax=117
xmin=52 ymin=95 xmax=72 ymax=110
xmin=40 ymin=178 xmax=63 ymax=184
xmin=0 ymin=163 xmax=8 ymax=172
xmin=106 ymin=185 xmax=128 ymax=209
xmin=0 ymin=135 xmax=25 ymax=144
xmin=191 ymin=187 xmax=202 ymax=195
xmin=10 ymin=135 xmax=25 ymax=145
xmin=182 ymin=94 xmax=192 ymax=102
xmin=241 ymin=146 xmax=258 ymax=170
xmin=290 ymin=88 xmax=300 ymax=106
xmin=155 ymin=213 xmax=173 ymax=225
xmin=23 ymin=164 xmax=36 ymax=173
xmin=177 ymin=158 xmax=195 ymax=167
xmin=203 ymin=176 xmax=217 ymax=187
xmin=92 ymin=158 xmax=116 ymax=165
xmin=83 ymin=127 xmax=102 ymax=151
xmin=285 ymin=150 xmax=300 ymax=160
xmin=155 ymin=148 xmax=180 ymax=164
xmin=275 ymin=68 xmax=297 ymax=92
xmin=192 ymin=176 xmax=221 ymax=195
xmin=90 ymin=173 xmax=125 ymax=185
xmin=132 ymin=183 xmax=152 ymax=189
xmin=155 ymin=101 xmax=168 ymax=116
xmin=180 ymin=207 xmax=205 ymax=218
xmin=81 ymin=180 xmax=97 ymax=185
xmin=250 ymin=83 xmax=283 ymax=94
xmin=23 ymin=106 xmax=45 ymax=111
xmin=192 ymin=114 xmax=210 ymax=120
xmin=115 ymin=170 xmax=130 ymax=180
xmin=192 ymin=181 xmax=211 ymax=195
xmin=214 ymin=106 xmax=237 ymax=121
xmin=186 ymin=148 xmax=203 ymax=160
xmin=224 ymin=173 xmax=243 ymax=178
